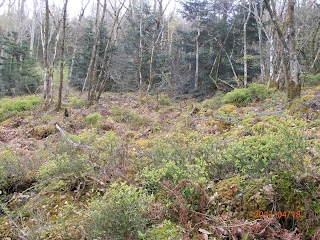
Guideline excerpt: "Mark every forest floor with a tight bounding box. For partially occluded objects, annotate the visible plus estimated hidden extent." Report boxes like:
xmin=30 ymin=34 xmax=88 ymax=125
xmin=0 ymin=85 xmax=320 ymax=239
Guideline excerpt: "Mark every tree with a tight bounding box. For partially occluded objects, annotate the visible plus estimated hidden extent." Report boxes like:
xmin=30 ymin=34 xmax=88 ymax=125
xmin=180 ymin=0 xmax=208 ymax=90
xmin=0 ymin=31 xmax=41 ymax=96
xmin=243 ymin=0 xmax=252 ymax=87
xmin=57 ymin=0 xmax=68 ymax=110
xmin=264 ymin=0 xmax=301 ymax=100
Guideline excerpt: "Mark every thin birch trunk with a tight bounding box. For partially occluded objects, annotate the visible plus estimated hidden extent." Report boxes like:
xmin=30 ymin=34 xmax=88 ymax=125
xmin=253 ymin=0 xmax=265 ymax=82
xmin=57 ymin=0 xmax=68 ymax=110
xmin=82 ymin=0 xmax=101 ymax=93
xmin=67 ymin=0 xmax=90 ymax=93
xmin=195 ymin=20 xmax=200 ymax=90
xmin=87 ymin=0 xmax=107 ymax=106
xmin=287 ymin=0 xmax=300 ymax=100
xmin=29 ymin=4 xmax=37 ymax=55
xmin=243 ymin=0 xmax=251 ymax=87
xmin=138 ymin=5 xmax=143 ymax=88
xmin=43 ymin=0 xmax=50 ymax=105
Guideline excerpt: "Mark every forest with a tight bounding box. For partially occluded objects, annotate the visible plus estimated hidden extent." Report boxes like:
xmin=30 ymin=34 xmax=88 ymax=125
xmin=0 ymin=0 xmax=320 ymax=239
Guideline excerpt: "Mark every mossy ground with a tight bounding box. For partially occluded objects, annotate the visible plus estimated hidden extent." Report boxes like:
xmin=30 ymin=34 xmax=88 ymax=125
xmin=0 ymin=87 xmax=320 ymax=239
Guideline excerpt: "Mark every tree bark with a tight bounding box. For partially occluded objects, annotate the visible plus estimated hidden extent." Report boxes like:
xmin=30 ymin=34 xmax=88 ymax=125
xmin=29 ymin=2 xmax=37 ymax=55
xmin=67 ymin=0 xmax=90 ymax=93
xmin=87 ymin=0 xmax=107 ymax=106
xmin=253 ymin=0 xmax=265 ymax=82
xmin=138 ymin=4 xmax=143 ymax=89
xmin=195 ymin=20 xmax=200 ymax=90
xmin=287 ymin=0 xmax=300 ymax=100
xmin=243 ymin=0 xmax=251 ymax=87
xmin=57 ymin=0 xmax=68 ymax=110
xmin=82 ymin=0 xmax=101 ymax=93
xmin=43 ymin=0 xmax=50 ymax=106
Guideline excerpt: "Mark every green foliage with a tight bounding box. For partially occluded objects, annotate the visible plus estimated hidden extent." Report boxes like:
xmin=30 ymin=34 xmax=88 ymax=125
xmin=0 ymin=31 xmax=42 ymax=96
xmin=158 ymin=94 xmax=172 ymax=106
xmin=228 ymin=125 xmax=307 ymax=176
xmin=85 ymin=112 xmax=102 ymax=127
xmin=0 ymin=149 xmax=38 ymax=195
xmin=223 ymin=84 xmax=271 ymax=106
xmin=37 ymin=153 xmax=93 ymax=182
xmin=68 ymin=130 xmax=98 ymax=145
xmin=305 ymin=73 xmax=320 ymax=87
xmin=0 ymin=95 xmax=42 ymax=122
xmin=201 ymin=91 xmax=224 ymax=108
xmin=142 ymin=219 xmax=183 ymax=239
xmin=91 ymin=131 xmax=123 ymax=168
xmin=84 ymin=182 xmax=153 ymax=240
xmin=69 ymin=21 xmax=110 ymax=90
xmin=111 ymin=105 xmax=151 ymax=129
xmin=140 ymin=132 xmax=234 ymax=193
xmin=0 ymin=150 xmax=31 ymax=193
xmin=68 ymin=96 xmax=85 ymax=108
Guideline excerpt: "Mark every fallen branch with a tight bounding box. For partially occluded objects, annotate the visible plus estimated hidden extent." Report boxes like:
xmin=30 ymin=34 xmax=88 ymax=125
xmin=218 ymin=78 xmax=235 ymax=89
xmin=0 ymin=203 xmax=28 ymax=239
xmin=55 ymin=124 xmax=92 ymax=149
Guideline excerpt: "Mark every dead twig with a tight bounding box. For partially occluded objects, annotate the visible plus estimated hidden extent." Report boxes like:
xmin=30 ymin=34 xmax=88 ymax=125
xmin=55 ymin=124 xmax=92 ymax=149
xmin=0 ymin=203 xmax=28 ymax=239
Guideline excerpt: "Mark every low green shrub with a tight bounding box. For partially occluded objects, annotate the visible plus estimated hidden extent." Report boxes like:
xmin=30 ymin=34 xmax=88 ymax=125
xmin=0 ymin=150 xmax=31 ymax=193
xmin=91 ymin=131 xmax=122 ymax=168
xmin=158 ymin=93 xmax=172 ymax=106
xmin=84 ymin=182 xmax=153 ymax=239
xmin=202 ymin=91 xmax=224 ymax=108
xmin=37 ymin=153 xmax=93 ymax=182
xmin=111 ymin=105 xmax=151 ymax=129
xmin=0 ymin=95 xmax=42 ymax=122
xmin=85 ymin=112 xmax=102 ymax=127
xmin=142 ymin=219 xmax=183 ymax=239
xmin=223 ymin=84 xmax=271 ymax=106
xmin=68 ymin=130 xmax=98 ymax=145
xmin=227 ymin=125 xmax=307 ymax=177
xmin=69 ymin=96 xmax=85 ymax=108
xmin=140 ymin=132 xmax=234 ymax=193
xmin=305 ymin=73 xmax=320 ymax=87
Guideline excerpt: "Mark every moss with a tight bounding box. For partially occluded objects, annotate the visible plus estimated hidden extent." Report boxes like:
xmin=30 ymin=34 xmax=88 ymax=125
xmin=0 ymin=118 xmax=11 ymax=125
xmin=204 ymin=109 xmax=214 ymax=117
xmin=32 ymin=123 xmax=55 ymax=139
xmin=135 ymin=139 xmax=150 ymax=148
xmin=202 ymin=135 xmax=214 ymax=141
xmin=240 ymin=117 xmax=256 ymax=125
xmin=301 ymin=94 xmax=314 ymax=101
xmin=287 ymin=81 xmax=301 ymax=101
xmin=217 ymin=104 xmax=236 ymax=114
xmin=207 ymin=118 xmax=219 ymax=126
xmin=125 ymin=131 xmax=136 ymax=139
xmin=271 ymin=173 xmax=320 ymax=238
xmin=252 ymin=122 xmax=275 ymax=134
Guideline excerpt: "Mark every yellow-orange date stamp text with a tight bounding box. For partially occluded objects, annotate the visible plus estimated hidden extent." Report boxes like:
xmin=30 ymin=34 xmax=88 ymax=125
xmin=255 ymin=211 xmax=301 ymax=219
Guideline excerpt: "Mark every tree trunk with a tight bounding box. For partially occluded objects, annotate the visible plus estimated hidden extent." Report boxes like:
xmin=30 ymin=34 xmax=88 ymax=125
xmin=253 ymin=1 xmax=265 ymax=82
xmin=43 ymin=0 xmax=50 ymax=105
xmin=29 ymin=3 xmax=37 ymax=55
xmin=138 ymin=5 xmax=143 ymax=88
xmin=195 ymin=20 xmax=200 ymax=90
xmin=268 ymin=30 xmax=275 ymax=88
xmin=57 ymin=0 xmax=68 ymax=110
xmin=243 ymin=0 xmax=251 ymax=88
xmin=82 ymin=0 xmax=101 ymax=93
xmin=87 ymin=0 xmax=107 ymax=106
xmin=287 ymin=0 xmax=300 ymax=100
xmin=147 ymin=39 xmax=155 ymax=93
xmin=67 ymin=0 xmax=90 ymax=93
xmin=90 ymin=0 xmax=125 ymax=104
